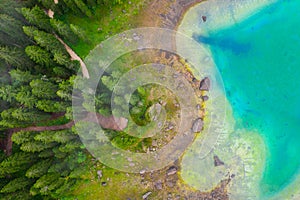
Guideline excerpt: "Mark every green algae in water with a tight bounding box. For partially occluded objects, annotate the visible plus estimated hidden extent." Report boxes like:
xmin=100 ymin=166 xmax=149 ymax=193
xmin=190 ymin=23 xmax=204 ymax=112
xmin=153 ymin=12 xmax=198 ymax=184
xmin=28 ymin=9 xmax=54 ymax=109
xmin=193 ymin=0 xmax=300 ymax=197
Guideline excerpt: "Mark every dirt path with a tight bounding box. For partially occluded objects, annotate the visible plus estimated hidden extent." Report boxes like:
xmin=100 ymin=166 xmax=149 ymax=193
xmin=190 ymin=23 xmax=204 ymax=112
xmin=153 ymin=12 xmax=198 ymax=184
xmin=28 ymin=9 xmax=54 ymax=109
xmin=54 ymin=34 xmax=90 ymax=78
xmin=46 ymin=8 xmax=90 ymax=79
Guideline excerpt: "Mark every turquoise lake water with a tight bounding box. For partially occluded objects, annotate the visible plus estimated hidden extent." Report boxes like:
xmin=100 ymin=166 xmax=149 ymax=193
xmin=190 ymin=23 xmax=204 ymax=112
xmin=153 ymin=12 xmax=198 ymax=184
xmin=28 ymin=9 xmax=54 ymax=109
xmin=194 ymin=0 xmax=300 ymax=197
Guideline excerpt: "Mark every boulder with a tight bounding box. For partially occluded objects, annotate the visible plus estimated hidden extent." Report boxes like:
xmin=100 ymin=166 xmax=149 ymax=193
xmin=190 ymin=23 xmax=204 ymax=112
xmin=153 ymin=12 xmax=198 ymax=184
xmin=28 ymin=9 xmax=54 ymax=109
xmin=192 ymin=118 xmax=204 ymax=133
xmin=199 ymin=77 xmax=210 ymax=91
xmin=202 ymin=95 xmax=209 ymax=101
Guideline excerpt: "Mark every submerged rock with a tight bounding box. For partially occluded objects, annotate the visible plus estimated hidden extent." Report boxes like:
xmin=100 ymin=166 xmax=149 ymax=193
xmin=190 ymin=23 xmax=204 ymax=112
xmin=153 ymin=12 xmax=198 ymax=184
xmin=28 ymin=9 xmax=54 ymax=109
xmin=214 ymin=155 xmax=225 ymax=167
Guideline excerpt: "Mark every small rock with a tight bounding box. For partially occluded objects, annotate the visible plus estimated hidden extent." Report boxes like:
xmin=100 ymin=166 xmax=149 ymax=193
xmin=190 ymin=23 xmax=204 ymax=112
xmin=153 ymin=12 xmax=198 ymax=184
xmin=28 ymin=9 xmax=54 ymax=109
xmin=142 ymin=191 xmax=152 ymax=199
xmin=154 ymin=180 xmax=163 ymax=190
xmin=214 ymin=155 xmax=225 ymax=167
xmin=199 ymin=77 xmax=210 ymax=91
xmin=152 ymin=140 xmax=158 ymax=147
xmin=202 ymin=15 xmax=207 ymax=22
xmin=166 ymin=180 xmax=175 ymax=188
xmin=140 ymin=169 xmax=146 ymax=175
xmin=101 ymin=182 xmax=107 ymax=186
xmin=165 ymin=124 xmax=174 ymax=131
xmin=97 ymin=170 xmax=103 ymax=179
xmin=147 ymin=103 xmax=162 ymax=121
xmin=202 ymin=95 xmax=209 ymax=101
xmin=129 ymin=162 xmax=135 ymax=167
xmin=192 ymin=118 xmax=204 ymax=133
xmin=166 ymin=166 xmax=177 ymax=176
xmin=133 ymin=33 xmax=140 ymax=41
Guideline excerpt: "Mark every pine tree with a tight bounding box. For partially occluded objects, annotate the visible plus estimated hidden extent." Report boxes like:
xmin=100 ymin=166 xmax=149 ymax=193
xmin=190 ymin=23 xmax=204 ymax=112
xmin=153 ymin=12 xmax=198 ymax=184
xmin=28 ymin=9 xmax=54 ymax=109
xmin=30 ymin=79 xmax=58 ymax=99
xmin=0 ymin=85 xmax=18 ymax=103
xmin=20 ymin=141 xmax=56 ymax=153
xmin=21 ymin=6 xmax=52 ymax=31
xmin=58 ymin=140 xmax=82 ymax=153
xmin=32 ymin=29 xmax=66 ymax=55
xmin=33 ymin=173 xmax=60 ymax=190
xmin=62 ymin=0 xmax=81 ymax=14
xmin=0 ymin=152 xmax=36 ymax=177
xmin=25 ymin=159 xmax=52 ymax=178
xmin=34 ymin=131 xmax=55 ymax=144
xmin=53 ymin=130 xmax=76 ymax=143
xmin=22 ymin=26 xmax=38 ymax=39
xmin=25 ymin=45 xmax=51 ymax=66
xmin=11 ymin=131 xmax=36 ymax=145
xmin=0 ymin=46 xmax=29 ymax=68
xmin=50 ymin=19 xmax=77 ymax=43
xmin=10 ymin=70 xmax=36 ymax=84
xmin=16 ymin=88 xmax=37 ymax=108
xmin=1 ymin=190 xmax=31 ymax=200
xmin=11 ymin=108 xmax=49 ymax=123
xmin=54 ymin=178 xmax=77 ymax=197
xmin=70 ymin=24 xmax=88 ymax=42
xmin=0 ymin=14 xmax=29 ymax=47
xmin=53 ymin=51 xmax=72 ymax=68
xmin=74 ymin=0 xmax=93 ymax=17
xmin=0 ymin=177 xmax=33 ymax=193
xmin=36 ymin=100 xmax=68 ymax=113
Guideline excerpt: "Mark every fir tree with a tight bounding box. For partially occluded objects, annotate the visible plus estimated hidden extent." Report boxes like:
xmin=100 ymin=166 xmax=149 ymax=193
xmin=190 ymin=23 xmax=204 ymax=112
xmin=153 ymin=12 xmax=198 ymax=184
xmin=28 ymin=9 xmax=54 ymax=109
xmin=0 ymin=177 xmax=33 ymax=193
xmin=21 ymin=6 xmax=52 ymax=31
xmin=25 ymin=45 xmax=52 ymax=66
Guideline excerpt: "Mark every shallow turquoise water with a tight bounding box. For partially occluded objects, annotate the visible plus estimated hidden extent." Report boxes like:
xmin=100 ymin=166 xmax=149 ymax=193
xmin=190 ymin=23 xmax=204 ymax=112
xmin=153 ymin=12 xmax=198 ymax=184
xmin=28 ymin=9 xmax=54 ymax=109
xmin=194 ymin=0 xmax=300 ymax=197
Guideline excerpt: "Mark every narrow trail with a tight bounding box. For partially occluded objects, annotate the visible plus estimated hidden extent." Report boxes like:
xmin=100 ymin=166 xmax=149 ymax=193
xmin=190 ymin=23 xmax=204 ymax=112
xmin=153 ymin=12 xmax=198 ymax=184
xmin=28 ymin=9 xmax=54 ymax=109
xmin=54 ymin=34 xmax=90 ymax=79
xmin=46 ymin=6 xmax=90 ymax=79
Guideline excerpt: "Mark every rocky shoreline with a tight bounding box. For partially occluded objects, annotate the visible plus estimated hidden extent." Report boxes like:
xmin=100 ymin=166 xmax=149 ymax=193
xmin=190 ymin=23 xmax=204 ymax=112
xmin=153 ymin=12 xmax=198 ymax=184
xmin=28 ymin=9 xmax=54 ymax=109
xmin=134 ymin=0 xmax=230 ymax=199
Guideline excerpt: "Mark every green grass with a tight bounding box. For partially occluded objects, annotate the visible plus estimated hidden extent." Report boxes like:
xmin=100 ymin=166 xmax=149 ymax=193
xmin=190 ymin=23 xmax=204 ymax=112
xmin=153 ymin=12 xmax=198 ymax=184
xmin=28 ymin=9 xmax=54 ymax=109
xmin=71 ymin=161 xmax=148 ymax=200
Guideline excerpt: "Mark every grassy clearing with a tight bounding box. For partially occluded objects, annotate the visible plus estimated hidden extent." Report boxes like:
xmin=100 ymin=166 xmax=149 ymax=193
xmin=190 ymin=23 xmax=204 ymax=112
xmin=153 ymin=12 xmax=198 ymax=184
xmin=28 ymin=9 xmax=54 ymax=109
xmin=71 ymin=161 xmax=148 ymax=200
xmin=62 ymin=0 xmax=147 ymax=58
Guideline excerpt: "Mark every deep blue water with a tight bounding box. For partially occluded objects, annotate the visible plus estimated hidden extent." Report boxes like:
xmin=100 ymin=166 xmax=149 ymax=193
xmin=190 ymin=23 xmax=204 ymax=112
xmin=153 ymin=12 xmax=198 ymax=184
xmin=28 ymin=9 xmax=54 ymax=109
xmin=195 ymin=0 xmax=300 ymax=197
